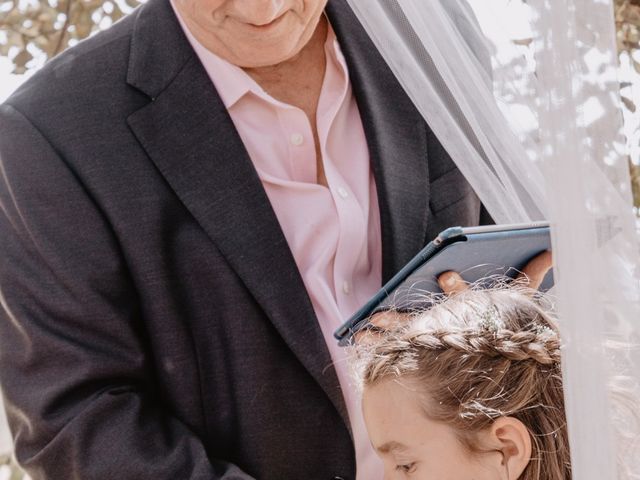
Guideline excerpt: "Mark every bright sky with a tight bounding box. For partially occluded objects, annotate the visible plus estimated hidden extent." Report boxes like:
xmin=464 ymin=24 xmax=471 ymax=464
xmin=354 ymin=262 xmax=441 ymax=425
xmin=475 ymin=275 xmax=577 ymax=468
xmin=0 ymin=57 xmax=30 ymax=103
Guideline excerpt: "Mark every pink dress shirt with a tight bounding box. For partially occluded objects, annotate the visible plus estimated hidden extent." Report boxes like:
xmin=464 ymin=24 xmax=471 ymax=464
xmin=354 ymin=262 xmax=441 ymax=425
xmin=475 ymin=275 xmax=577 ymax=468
xmin=171 ymin=6 xmax=384 ymax=479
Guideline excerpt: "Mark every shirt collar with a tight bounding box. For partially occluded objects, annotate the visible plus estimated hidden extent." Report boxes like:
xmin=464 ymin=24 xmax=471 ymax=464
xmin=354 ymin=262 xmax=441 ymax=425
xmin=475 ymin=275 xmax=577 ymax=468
xmin=170 ymin=3 xmax=346 ymax=109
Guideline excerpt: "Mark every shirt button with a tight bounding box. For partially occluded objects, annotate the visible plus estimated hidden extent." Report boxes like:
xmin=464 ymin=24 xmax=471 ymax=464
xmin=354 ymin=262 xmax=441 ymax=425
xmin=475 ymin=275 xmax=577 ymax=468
xmin=337 ymin=187 xmax=349 ymax=199
xmin=290 ymin=133 xmax=304 ymax=146
xmin=342 ymin=281 xmax=351 ymax=295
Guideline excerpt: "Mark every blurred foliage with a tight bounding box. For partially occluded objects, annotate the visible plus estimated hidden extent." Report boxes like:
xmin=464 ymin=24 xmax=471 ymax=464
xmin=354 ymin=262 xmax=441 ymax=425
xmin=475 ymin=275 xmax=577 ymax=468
xmin=632 ymin=161 xmax=640 ymax=208
xmin=0 ymin=0 xmax=141 ymax=74
xmin=617 ymin=0 xmax=640 ymax=54
xmin=616 ymin=0 xmax=640 ymax=211
xmin=0 ymin=453 xmax=26 ymax=480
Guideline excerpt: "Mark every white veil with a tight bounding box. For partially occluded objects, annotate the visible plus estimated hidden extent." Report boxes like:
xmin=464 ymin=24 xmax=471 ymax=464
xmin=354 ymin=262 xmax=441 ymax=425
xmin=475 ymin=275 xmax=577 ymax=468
xmin=345 ymin=0 xmax=640 ymax=476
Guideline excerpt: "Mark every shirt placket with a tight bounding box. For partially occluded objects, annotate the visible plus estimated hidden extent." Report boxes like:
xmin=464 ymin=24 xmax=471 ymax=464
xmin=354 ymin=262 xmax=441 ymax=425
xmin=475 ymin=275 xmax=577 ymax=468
xmin=317 ymin=39 xmax=368 ymax=322
xmin=276 ymin=106 xmax=317 ymax=184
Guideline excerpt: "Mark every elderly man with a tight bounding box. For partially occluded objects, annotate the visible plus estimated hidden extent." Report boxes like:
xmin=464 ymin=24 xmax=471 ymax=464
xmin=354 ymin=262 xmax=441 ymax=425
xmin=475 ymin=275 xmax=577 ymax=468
xmin=0 ymin=0 xmax=490 ymax=478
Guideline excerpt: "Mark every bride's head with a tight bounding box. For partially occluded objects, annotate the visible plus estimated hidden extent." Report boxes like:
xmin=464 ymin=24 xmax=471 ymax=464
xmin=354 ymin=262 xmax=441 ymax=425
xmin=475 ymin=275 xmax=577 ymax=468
xmin=357 ymin=288 xmax=570 ymax=480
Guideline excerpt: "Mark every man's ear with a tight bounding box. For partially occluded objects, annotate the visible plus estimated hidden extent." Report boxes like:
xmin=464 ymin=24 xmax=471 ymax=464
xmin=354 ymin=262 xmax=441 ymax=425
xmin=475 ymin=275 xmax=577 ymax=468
xmin=487 ymin=416 xmax=533 ymax=480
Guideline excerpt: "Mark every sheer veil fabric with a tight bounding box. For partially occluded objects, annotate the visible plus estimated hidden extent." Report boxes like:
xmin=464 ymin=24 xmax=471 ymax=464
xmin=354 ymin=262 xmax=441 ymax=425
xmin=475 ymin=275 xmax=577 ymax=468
xmin=345 ymin=0 xmax=640 ymax=476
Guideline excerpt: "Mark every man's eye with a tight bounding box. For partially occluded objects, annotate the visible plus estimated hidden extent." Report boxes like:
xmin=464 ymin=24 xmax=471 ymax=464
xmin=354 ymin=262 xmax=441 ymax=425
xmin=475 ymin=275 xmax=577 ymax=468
xmin=395 ymin=462 xmax=416 ymax=474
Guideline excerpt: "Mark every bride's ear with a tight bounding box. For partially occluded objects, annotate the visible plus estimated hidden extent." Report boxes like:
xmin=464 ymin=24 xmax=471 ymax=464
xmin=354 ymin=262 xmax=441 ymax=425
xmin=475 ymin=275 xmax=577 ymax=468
xmin=486 ymin=416 xmax=533 ymax=480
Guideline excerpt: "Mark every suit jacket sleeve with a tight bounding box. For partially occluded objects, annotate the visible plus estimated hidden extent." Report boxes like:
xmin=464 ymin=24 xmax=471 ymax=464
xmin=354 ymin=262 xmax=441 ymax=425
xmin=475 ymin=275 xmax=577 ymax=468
xmin=0 ymin=104 xmax=254 ymax=479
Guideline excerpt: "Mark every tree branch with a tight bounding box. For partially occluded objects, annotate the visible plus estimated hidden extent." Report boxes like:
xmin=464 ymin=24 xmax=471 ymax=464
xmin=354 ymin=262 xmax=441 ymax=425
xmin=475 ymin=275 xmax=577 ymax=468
xmin=53 ymin=0 xmax=74 ymax=57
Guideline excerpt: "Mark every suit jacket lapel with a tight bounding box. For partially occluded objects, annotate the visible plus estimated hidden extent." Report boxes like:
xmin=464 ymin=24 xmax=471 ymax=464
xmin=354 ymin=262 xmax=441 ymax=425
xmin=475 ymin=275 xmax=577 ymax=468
xmin=125 ymin=0 xmax=348 ymax=429
xmin=124 ymin=0 xmax=431 ymax=435
xmin=327 ymin=0 xmax=431 ymax=282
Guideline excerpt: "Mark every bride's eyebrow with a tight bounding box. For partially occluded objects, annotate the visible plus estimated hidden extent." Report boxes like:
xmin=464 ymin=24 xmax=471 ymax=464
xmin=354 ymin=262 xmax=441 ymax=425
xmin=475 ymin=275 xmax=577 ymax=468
xmin=377 ymin=441 xmax=410 ymax=454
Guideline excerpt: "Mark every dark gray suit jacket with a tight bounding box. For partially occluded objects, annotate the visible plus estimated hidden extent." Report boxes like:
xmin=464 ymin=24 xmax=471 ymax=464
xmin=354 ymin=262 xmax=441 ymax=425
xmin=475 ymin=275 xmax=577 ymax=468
xmin=0 ymin=0 xmax=489 ymax=478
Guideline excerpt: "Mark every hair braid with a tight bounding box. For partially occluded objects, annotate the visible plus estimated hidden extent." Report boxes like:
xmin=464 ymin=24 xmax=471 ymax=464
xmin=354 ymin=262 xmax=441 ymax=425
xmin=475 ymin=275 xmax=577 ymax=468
xmin=407 ymin=327 xmax=561 ymax=365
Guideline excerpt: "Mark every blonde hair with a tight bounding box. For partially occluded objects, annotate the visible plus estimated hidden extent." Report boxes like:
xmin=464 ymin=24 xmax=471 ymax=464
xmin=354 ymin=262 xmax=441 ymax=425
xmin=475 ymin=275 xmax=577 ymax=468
xmin=357 ymin=287 xmax=571 ymax=479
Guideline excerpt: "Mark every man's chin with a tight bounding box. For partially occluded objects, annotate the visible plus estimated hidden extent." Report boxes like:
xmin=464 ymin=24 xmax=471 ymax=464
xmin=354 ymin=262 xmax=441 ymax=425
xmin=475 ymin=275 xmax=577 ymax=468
xmin=232 ymin=42 xmax=306 ymax=69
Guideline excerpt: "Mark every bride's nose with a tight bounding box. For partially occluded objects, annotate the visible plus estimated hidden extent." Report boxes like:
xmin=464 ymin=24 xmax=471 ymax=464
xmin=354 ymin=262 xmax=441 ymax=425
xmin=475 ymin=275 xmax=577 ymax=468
xmin=232 ymin=0 xmax=287 ymax=25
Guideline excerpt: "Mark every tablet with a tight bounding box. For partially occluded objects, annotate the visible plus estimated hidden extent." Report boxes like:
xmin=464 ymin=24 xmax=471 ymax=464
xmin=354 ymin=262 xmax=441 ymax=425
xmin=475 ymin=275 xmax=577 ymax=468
xmin=334 ymin=222 xmax=552 ymax=346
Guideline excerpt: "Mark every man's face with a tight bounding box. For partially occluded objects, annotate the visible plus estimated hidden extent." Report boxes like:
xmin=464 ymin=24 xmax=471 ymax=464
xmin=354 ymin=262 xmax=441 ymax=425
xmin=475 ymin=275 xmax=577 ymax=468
xmin=174 ymin=0 xmax=330 ymax=68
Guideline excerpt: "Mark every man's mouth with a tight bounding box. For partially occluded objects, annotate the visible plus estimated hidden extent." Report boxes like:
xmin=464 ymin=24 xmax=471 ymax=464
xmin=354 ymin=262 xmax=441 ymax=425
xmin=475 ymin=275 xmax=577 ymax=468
xmin=246 ymin=12 xmax=288 ymax=31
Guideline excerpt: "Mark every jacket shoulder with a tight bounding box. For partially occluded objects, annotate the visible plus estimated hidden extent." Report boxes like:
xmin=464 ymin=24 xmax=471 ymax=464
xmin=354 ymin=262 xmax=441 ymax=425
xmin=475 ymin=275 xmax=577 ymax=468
xmin=3 ymin=9 xmax=140 ymax=119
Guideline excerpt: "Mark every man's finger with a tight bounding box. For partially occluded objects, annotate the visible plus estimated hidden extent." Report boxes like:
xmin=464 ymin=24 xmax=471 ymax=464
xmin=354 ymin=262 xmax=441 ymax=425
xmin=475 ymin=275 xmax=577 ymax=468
xmin=437 ymin=271 xmax=469 ymax=295
xmin=517 ymin=250 xmax=553 ymax=290
xmin=368 ymin=311 xmax=406 ymax=329
xmin=354 ymin=311 xmax=408 ymax=343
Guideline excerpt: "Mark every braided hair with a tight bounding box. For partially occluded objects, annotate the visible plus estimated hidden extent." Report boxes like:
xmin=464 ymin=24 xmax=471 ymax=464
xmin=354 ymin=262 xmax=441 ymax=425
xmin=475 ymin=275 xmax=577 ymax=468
xmin=357 ymin=287 xmax=571 ymax=480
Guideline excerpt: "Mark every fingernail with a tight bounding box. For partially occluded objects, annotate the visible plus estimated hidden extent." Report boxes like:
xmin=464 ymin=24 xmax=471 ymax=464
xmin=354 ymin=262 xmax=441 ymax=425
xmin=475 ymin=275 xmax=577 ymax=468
xmin=445 ymin=274 xmax=457 ymax=286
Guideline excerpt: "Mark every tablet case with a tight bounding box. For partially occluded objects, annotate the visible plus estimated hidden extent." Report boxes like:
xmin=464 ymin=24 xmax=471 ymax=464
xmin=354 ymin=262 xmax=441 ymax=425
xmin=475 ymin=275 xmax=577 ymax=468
xmin=334 ymin=223 xmax=551 ymax=346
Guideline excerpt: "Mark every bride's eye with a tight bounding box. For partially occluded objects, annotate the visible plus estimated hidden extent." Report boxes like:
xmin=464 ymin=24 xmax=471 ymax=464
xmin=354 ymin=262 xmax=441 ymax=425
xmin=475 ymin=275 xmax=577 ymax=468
xmin=395 ymin=462 xmax=416 ymax=474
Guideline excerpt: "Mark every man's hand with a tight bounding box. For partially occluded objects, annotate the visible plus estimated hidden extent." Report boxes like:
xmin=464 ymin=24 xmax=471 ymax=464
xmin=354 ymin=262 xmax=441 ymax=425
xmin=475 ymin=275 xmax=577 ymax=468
xmin=356 ymin=251 xmax=553 ymax=341
xmin=438 ymin=250 xmax=553 ymax=295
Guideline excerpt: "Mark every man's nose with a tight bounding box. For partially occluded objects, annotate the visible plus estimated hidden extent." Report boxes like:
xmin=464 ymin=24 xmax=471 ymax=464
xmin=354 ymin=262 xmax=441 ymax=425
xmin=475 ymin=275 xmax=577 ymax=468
xmin=232 ymin=0 xmax=287 ymax=25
